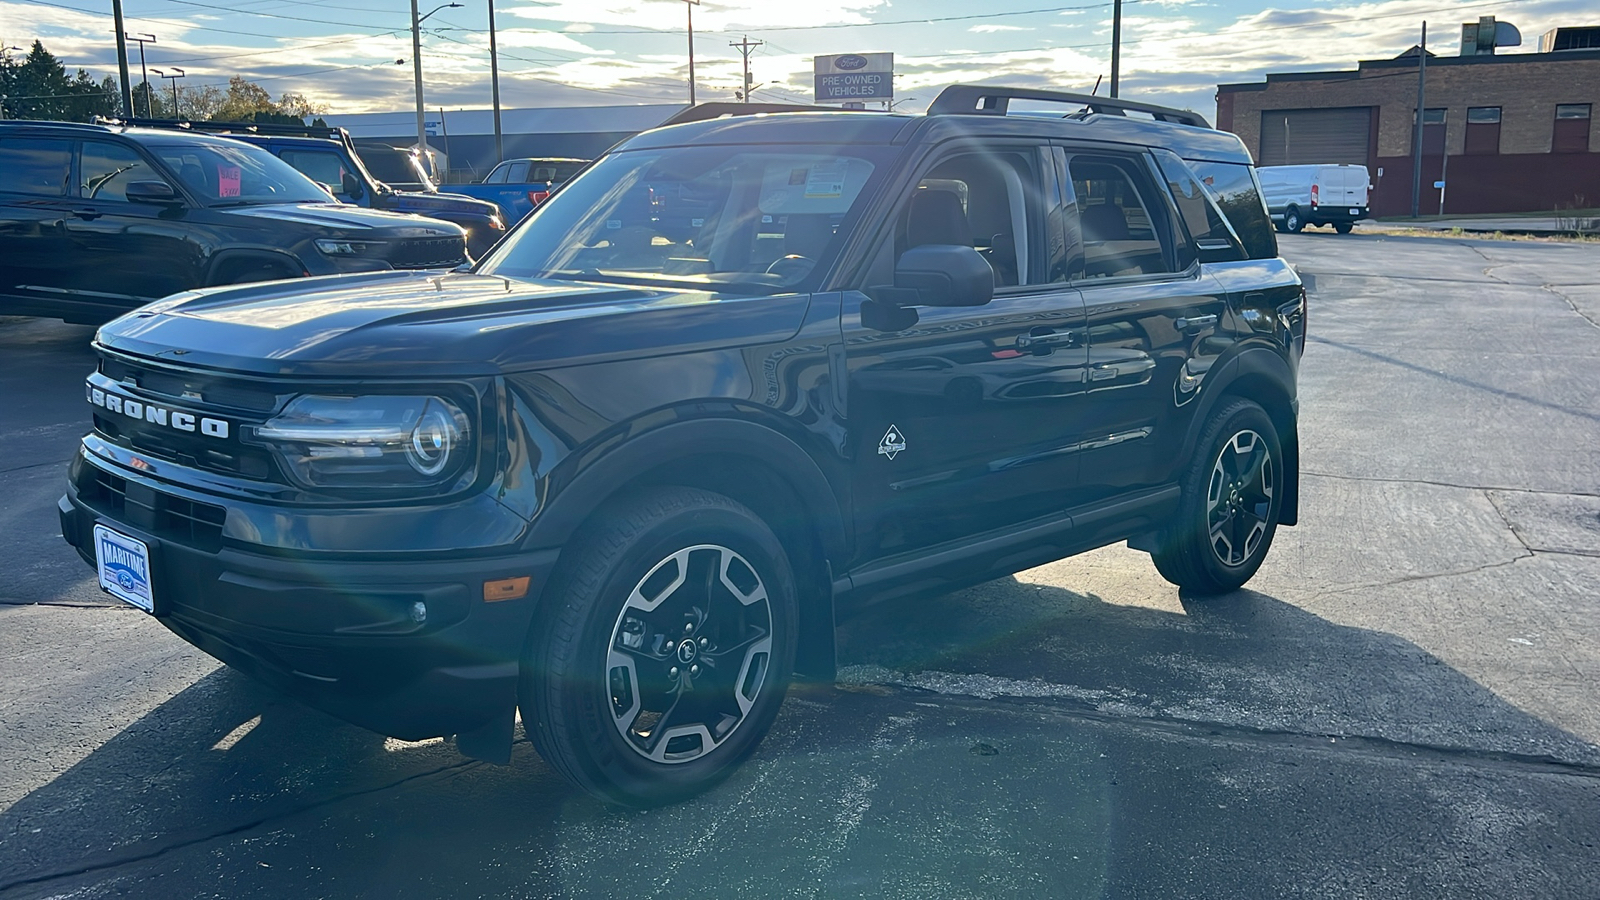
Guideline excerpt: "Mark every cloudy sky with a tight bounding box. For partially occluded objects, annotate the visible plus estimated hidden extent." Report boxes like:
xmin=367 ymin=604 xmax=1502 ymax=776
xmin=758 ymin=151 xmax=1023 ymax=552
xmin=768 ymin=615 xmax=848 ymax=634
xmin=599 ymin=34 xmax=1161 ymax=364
xmin=4 ymin=0 xmax=1595 ymax=119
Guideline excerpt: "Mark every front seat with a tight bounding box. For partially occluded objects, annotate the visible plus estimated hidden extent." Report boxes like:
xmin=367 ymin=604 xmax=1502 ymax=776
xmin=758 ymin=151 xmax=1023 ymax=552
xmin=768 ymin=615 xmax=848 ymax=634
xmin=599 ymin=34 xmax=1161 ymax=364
xmin=905 ymin=189 xmax=971 ymax=248
xmin=1081 ymin=202 xmax=1130 ymax=242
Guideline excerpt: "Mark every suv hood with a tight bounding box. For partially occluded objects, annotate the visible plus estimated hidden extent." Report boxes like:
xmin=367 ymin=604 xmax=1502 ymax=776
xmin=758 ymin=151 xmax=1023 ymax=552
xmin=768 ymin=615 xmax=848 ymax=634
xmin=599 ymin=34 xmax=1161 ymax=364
xmin=96 ymin=270 xmax=810 ymax=377
xmin=389 ymin=190 xmax=502 ymax=218
xmin=226 ymin=202 xmax=463 ymax=236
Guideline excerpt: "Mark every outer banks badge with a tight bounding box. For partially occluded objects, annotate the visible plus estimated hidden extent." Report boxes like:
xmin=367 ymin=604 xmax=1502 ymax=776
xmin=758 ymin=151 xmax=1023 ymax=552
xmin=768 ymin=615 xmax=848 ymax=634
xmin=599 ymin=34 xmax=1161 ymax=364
xmin=94 ymin=524 xmax=155 ymax=613
xmin=877 ymin=425 xmax=906 ymax=460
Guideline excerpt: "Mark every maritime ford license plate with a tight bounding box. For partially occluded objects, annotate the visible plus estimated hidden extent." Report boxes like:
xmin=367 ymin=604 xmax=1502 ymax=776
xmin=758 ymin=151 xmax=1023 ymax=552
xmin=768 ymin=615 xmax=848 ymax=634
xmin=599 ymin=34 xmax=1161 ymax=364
xmin=94 ymin=524 xmax=154 ymax=613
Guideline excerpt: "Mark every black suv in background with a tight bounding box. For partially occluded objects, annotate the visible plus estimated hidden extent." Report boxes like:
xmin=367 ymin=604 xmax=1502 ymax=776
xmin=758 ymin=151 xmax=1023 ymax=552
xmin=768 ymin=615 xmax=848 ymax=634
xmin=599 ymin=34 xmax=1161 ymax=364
xmin=0 ymin=121 xmax=467 ymax=323
xmin=61 ymin=87 xmax=1305 ymax=807
xmin=111 ymin=120 xmax=508 ymax=256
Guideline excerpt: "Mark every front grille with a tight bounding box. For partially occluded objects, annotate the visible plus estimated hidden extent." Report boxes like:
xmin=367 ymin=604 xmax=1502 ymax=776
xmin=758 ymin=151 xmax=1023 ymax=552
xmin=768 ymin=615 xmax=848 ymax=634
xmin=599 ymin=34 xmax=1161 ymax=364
xmin=81 ymin=468 xmax=228 ymax=552
xmin=387 ymin=237 xmax=466 ymax=269
xmin=93 ymin=358 xmax=280 ymax=480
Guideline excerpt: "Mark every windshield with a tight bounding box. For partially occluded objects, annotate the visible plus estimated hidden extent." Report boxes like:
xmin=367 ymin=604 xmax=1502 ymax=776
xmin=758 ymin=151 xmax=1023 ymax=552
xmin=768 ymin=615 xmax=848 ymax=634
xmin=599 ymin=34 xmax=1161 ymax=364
xmin=479 ymin=145 xmax=892 ymax=293
xmin=359 ymin=144 xmax=435 ymax=190
xmin=148 ymin=139 xmax=335 ymax=206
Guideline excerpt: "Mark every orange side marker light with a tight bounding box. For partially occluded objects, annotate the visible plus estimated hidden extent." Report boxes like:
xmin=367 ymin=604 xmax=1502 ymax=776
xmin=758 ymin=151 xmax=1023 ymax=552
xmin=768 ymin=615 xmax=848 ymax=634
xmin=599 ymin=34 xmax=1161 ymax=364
xmin=483 ymin=576 xmax=531 ymax=602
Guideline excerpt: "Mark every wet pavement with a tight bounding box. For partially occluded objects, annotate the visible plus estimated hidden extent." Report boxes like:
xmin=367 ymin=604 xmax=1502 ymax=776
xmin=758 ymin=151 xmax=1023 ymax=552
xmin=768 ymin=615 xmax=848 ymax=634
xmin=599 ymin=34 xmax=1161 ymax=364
xmin=2 ymin=231 xmax=1598 ymax=898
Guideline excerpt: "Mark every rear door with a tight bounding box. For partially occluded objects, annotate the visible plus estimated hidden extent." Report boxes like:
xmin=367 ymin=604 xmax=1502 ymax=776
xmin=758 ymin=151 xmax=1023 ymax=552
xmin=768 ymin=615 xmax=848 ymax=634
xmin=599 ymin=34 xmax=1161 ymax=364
xmin=1063 ymin=147 xmax=1234 ymax=507
xmin=0 ymin=136 xmax=75 ymax=311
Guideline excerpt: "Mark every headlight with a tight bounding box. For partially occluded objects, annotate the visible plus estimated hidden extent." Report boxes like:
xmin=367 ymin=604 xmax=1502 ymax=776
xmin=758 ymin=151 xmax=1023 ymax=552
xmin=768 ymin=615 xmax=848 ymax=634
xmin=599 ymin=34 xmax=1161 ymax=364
xmin=251 ymin=394 xmax=472 ymax=489
xmin=315 ymin=239 xmax=383 ymax=256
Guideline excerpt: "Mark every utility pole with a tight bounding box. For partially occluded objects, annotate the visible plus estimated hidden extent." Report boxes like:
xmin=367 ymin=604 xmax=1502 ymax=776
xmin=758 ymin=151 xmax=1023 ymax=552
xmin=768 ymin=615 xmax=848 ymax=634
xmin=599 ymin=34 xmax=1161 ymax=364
xmin=112 ymin=0 xmax=133 ymax=117
xmin=1410 ymin=21 xmax=1427 ymax=218
xmin=683 ymin=0 xmax=699 ymax=105
xmin=125 ymin=33 xmax=155 ymax=117
xmin=729 ymin=35 xmax=762 ymax=102
xmin=487 ymin=0 xmax=503 ymax=163
xmin=1109 ymin=0 xmax=1122 ymax=98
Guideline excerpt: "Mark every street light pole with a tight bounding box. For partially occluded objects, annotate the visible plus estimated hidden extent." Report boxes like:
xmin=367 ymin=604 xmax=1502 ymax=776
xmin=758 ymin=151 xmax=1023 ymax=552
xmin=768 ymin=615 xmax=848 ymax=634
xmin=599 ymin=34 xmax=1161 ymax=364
xmin=154 ymin=67 xmax=184 ymax=118
xmin=682 ymin=0 xmax=699 ymax=105
xmin=411 ymin=2 xmax=462 ymax=162
xmin=125 ymin=33 xmax=156 ymax=116
xmin=488 ymin=0 xmax=503 ymax=163
xmin=1410 ymin=21 xmax=1427 ymax=219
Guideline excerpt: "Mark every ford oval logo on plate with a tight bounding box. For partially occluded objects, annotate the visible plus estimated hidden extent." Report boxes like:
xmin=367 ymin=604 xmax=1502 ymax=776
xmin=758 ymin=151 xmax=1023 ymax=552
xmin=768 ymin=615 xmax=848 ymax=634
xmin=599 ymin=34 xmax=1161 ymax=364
xmin=835 ymin=55 xmax=869 ymax=70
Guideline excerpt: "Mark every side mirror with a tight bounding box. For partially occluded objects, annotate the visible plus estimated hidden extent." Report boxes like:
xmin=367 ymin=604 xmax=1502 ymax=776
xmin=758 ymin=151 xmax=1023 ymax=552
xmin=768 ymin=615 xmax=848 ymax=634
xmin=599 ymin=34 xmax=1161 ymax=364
xmin=890 ymin=244 xmax=994 ymax=307
xmin=125 ymin=181 xmax=180 ymax=205
xmin=341 ymin=172 xmax=365 ymax=201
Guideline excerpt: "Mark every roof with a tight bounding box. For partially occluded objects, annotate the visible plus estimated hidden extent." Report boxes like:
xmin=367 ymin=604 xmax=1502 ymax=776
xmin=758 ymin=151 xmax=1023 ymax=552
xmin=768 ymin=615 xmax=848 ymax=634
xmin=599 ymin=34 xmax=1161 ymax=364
xmin=1220 ymin=47 xmax=1600 ymax=92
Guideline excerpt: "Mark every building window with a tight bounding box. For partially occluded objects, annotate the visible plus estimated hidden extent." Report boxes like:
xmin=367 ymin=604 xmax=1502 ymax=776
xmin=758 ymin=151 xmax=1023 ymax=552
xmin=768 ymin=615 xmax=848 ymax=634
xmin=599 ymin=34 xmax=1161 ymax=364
xmin=1464 ymin=107 xmax=1501 ymax=155
xmin=1553 ymin=103 xmax=1591 ymax=153
xmin=1412 ymin=108 xmax=1446 ymax=155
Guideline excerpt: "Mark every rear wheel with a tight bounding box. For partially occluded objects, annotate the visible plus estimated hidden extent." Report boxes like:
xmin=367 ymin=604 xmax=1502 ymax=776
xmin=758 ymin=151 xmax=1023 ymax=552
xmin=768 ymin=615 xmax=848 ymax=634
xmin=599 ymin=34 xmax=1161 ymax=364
xmin=1283 ymin=205 xmax=1304 ymax=234
xmin=1150 ymin=399 xmax=1283 ymax=595
xmin=522 ymin=487 xmax=798 ymax=807
xmin=1334 ymin=222 xmax=1354 ymax=235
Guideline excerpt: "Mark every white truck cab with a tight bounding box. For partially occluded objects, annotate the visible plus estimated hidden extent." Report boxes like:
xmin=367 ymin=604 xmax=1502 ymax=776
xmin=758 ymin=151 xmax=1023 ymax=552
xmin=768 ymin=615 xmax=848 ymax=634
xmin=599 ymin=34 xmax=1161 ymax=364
xmin=1256 ymin=164 xmax=1371 ymax=234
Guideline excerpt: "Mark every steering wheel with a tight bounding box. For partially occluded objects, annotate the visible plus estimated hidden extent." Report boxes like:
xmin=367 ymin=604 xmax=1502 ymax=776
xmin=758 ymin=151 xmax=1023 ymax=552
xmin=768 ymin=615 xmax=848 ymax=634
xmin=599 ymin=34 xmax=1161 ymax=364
xmin=765 ymin=254 xmax=815 ymax=280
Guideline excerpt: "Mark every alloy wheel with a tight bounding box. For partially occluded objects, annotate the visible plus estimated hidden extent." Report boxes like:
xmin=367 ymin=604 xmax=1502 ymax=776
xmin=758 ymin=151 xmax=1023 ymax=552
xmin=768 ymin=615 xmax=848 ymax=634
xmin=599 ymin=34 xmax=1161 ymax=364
xmin=605 ymin=544 xmax=774 ymax=764
xmin=1205 ymin=429 xmax=1275 ymax=567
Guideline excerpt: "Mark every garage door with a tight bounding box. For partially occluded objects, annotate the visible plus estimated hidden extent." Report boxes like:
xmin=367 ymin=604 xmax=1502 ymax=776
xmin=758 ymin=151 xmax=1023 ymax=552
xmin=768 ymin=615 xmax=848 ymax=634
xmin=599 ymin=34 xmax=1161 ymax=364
xmin=1258 ymin=108 xmax=1372 ymax=166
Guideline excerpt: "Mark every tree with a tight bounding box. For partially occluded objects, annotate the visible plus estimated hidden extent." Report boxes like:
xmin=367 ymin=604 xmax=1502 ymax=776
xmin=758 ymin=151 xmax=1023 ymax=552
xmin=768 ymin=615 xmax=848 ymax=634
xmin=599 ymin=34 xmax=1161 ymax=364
xmin=0 ymin=40 xmax=117 ymax=121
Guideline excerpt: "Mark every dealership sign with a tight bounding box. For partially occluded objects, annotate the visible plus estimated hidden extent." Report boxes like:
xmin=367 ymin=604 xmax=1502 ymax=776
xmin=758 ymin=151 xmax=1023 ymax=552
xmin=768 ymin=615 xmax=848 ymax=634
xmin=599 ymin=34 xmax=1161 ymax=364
xmin=814 ymin=52 xmax=893 ymax=102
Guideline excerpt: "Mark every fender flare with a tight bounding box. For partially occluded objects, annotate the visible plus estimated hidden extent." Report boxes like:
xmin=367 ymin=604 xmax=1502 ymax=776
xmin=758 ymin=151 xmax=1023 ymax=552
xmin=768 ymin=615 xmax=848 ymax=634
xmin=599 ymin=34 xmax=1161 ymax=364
xmin=204 ymin=248 xmax=307 ymax=286
xmin=1183 ymin=346 xmax=1300 ymax=526
xmin=523 ymin=415 xmax=848 ymax=565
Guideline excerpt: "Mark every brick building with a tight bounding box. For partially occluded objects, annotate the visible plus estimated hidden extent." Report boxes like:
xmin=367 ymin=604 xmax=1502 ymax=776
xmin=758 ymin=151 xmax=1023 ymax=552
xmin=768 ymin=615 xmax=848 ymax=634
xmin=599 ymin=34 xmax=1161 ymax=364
xmin=1216 ymin=31 xmax=1600 ymax=217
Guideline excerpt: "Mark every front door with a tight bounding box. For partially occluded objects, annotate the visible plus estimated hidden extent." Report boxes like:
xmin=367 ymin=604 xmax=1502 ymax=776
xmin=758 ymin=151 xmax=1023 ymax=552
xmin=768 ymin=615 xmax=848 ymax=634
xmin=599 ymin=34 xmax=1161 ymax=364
xmin=844 ymin=142 xmax=1089 ymax=565
xmin=63 ymin=139 xmax=197 ymax=306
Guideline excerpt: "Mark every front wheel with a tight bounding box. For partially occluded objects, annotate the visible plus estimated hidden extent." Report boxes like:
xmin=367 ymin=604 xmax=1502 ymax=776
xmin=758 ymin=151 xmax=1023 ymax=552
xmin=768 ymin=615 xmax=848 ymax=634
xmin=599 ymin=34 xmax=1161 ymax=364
xmin=522 ymin=487 xmax=798 ymax=807
xmin=1150 ymin=399 xmax=1283 ymax=595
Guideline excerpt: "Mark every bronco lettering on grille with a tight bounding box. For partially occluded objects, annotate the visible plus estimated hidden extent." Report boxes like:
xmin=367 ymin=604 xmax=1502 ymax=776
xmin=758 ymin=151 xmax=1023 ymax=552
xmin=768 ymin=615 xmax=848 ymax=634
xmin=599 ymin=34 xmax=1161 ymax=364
xmin=87 ymin=384 xmax=231 ymax=439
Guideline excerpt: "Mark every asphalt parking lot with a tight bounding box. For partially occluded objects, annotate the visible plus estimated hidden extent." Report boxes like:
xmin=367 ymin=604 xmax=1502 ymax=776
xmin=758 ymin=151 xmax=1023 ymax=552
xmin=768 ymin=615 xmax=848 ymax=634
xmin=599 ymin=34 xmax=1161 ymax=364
xmin=2 ymin=232 xmax=1598 ymax=898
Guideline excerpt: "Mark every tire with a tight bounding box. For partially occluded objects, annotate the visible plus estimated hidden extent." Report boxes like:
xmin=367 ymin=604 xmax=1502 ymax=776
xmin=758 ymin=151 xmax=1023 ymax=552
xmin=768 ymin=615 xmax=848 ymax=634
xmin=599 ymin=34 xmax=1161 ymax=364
xmin=1283 ymin=206 xmax=1304 ymax=234
xmin=522 ymin=487 xmax=798 ymax=807
xmin=1150 ymin=399 xmax=1283 ymax=595
xmin=1334 ymin=222 xmax=1353 ymax=235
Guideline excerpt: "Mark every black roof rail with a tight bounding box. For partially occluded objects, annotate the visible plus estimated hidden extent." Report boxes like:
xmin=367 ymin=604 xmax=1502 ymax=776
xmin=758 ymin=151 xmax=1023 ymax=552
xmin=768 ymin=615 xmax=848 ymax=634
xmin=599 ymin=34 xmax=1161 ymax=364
xmin=97 ymin=116 xmax=349 ymax=141
xmin=657 ymin=101 xmax=872 ymax=128
xmin=1 ymin=120 xmax=113 ymax=131
xmin=927 ymin=84 xmax=1211 ymax=129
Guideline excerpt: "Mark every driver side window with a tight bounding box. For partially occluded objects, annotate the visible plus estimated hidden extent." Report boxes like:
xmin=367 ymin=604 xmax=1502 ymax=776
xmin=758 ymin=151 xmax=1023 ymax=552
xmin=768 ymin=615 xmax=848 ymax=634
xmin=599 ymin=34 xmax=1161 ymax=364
xmin=79 ymin=141 xmax=162 ymax=203
xmin=892 ymin=147 xmax=1046 ymax=290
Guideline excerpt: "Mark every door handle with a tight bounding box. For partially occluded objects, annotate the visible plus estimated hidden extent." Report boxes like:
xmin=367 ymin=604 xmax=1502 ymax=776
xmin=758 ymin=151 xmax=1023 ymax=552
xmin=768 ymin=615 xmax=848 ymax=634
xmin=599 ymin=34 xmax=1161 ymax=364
xmin=71 ymin=208 xmax=103 ymax=221
xmin=1174 ymin=314 xmax=1218 ymax=332
xmin=1015 ymin=329 xmax=1079 ymax=351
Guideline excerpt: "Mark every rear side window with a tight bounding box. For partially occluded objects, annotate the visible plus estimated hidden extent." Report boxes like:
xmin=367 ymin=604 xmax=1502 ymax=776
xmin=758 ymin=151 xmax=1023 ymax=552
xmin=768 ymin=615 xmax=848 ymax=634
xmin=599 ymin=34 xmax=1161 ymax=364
xmin=506 ymin=161 xmax=530 ymax=182
xmin=0 ymin=138 xmax=72 ymax=197
xmin=280 ymin=150 xmax=349 ymax=188
xmin=484 ymin=164 xmax=508 ymax=184
xmin=1154 ymin=150 xmax=1241 ymax=261
xmin=1187 ymin=160 xmax=1277 ymax=260
xmin=1067 ymin=155 xmax=1172 ymax=280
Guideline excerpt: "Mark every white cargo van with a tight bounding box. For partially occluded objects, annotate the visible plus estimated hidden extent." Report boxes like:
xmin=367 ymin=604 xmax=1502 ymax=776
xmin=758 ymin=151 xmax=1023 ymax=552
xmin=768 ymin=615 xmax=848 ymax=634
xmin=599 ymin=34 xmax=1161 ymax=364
xmin=1256 ymin=164 xmax=1370 ymax=234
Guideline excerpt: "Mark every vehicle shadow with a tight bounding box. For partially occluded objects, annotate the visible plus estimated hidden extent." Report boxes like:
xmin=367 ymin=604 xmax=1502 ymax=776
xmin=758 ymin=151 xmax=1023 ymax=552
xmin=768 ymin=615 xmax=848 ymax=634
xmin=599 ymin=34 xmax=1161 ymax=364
xmin=2 ymin=573 xmax=1596 ymax=898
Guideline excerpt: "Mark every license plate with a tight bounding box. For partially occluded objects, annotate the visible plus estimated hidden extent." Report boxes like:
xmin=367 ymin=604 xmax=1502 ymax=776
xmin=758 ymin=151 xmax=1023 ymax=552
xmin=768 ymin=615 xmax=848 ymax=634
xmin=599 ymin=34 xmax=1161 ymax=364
xmin=1348 ymin=208 xmax=1360 ymax=215
xmin=94 ymin=524 xmax=155 ymax=613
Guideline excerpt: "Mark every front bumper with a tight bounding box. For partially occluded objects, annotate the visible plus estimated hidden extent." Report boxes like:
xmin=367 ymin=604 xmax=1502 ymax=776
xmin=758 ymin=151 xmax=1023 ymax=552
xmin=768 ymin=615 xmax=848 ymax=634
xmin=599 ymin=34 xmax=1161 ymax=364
xmin=60 ymin=452 xmax=556 ymax=741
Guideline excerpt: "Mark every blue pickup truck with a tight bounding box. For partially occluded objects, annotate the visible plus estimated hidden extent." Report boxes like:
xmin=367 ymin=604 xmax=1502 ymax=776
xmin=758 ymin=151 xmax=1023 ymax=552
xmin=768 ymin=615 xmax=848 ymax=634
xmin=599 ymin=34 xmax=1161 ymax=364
xmin=445 ymin=157 xmax=590 ymax=224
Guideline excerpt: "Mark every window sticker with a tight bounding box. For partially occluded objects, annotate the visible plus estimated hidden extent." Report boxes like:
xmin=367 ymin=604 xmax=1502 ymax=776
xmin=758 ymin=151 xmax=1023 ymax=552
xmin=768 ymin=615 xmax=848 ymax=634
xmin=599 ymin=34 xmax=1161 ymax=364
xmin=217 ymin=164 xmax=242 ymax=197
xmin=803 ymin=160 xmax=848 ymax=199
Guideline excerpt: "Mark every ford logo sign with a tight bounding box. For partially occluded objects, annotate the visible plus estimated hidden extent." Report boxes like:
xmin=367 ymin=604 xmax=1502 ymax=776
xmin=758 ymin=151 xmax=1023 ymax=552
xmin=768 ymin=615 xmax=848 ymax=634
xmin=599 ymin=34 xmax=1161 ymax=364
xmin=835 ymin=55 xmax=869 ymax=71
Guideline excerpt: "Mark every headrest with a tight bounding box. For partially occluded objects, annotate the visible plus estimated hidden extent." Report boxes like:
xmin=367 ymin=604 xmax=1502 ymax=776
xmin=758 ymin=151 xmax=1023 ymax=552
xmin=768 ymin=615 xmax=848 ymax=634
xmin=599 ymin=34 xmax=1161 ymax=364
xmin=906 ymin=189 xmax=970 ymax=248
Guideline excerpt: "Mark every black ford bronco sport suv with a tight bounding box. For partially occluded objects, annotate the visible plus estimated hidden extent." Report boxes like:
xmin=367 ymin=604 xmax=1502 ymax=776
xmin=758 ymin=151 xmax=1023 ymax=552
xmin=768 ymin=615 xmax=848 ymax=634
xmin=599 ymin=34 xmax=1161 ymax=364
xmin=60 ymin=87 xmax=1306 ymax=807
xmin=0 ymin=120 xmax=467 ymax=323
